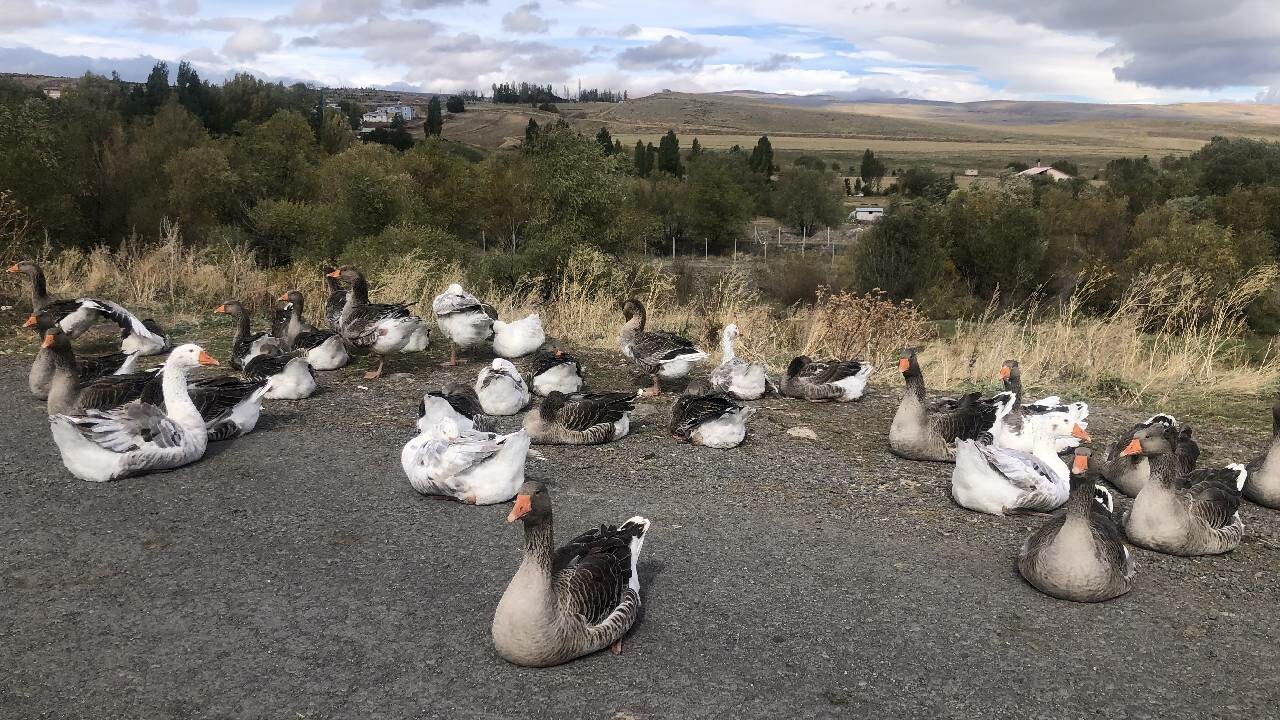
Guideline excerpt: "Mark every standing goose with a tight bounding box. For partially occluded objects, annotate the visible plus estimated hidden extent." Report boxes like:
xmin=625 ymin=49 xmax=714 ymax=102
xmin=618 ymin=298 xmax=706 ymax=396
xmin=527 ymin=345 xmax=585 ymax=396
xmin=476 ymin=358 xmax=531 ymax=416
xmin=328 ymin=267 xmax=422 ymax=379
xmin=709 ymin=324 xmax=774 ymax=400
xmin=669 ymin=380 xmax=754 ymax=449
xmin=338 ymin=266 xmax=430 ymax=353
xmin=213 ymin=300 xmax=285 ymax=370
xmin=42 ymin=328 xmax=158 ymax=415
xmin=140 ymin=375 xmax=270 ymax=442
xmin=276 ymin=291 xmax=350 ymax=370
xmin=1244 ymin=395 xmax=1280 ymax=509
xmin=322 ymin=266 xmax=347 ymax=333
xmin=524 ymin=391 xmax=636 ymax=445
xmin=433 ymin=283 xmax=497 ymax=367
xmin=1122 ymin=422 xmax=1246 ymax=556
xmin=418 ymin=383 xmax=496 ymax=433
xmin=1089 ymin=415 xmax=1196 ymax=497
xmin=492 ymin=312 xmax=546 ymax=358
xmin=401 ymin=420 xmax=530 ymax=504
xmin=492 ymin=481 xmax=651 ymax=667
xmin=7 ymin=261 xmax=163 ymax=350
xmin=889 ymin=349 xmax=997 ymax=462
xmin=779 ymin=355 xmax=872 ymax=402
xmin=26 ymin=311 xmax=139 ymax=398
xmin=1017 ymin=448 xmax=1136 ymax=603
xmin=48 ymin=344 xmax=220 ymax=482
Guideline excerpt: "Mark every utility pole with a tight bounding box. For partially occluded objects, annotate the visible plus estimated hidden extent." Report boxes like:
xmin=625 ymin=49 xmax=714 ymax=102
xmin=802 ymin=226 xmax=806 ymax=257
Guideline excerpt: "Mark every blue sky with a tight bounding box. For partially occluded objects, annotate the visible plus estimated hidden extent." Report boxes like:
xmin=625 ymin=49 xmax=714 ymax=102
xmin=1 ymin=0 xmax=1278 ymax=103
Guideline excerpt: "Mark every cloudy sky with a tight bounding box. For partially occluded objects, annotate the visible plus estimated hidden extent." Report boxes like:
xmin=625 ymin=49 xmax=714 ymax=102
xmin=2 ymin=0 xmax=1278 ymax=103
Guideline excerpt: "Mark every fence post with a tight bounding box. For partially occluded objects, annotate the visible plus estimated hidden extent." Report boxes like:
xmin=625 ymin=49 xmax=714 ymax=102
xmin=733 ymin=236 xmax=738 ymax=262
xmin=704 ymin=237 xmax=708 ymax=259
xmin=671 ymin=236 xmax=675 ymax=259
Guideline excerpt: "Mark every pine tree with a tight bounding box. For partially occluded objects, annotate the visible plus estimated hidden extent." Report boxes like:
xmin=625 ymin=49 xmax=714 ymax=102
xmin=614 ymin=139 xmax=623 ymax=154
xmin=657 ymin=130 xmax=682 ymax=176
xmin=595 ymin=126 xmax=614 ymax=154
xmin=445 ymin=95 xmax=465 ymax=113
xmin=748 ymin=135 xmax=773 ymax=177
xmin=425 ymin=96 xmax=444 ymax=136
xmin=633 ymin=140 xmax=646 ymax=175
xmin=525 ymin=118 xmax=540 ymax=145
xmin=690 ymin=137 xmax=702 ymax=159
xmin=644 ymin=142 xmax=658 ymax=176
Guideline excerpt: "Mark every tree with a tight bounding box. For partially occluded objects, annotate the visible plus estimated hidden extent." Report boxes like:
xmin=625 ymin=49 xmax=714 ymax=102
xmin=367 ymin=114 xmax=414 ymax=151
xmin=1050 ymin=159 xmax=1079 ymax=177
xmin=773 ymin=168 xmax=843 ymax=235
xmin=844 ymin=178 xmax=853 ymax=196
xmin=854 ymin=177 xmax=863 ymax=193
xmin=525 ymin=118 xmax=540 ymax=145
xmin=595 ymin=126 xmax=614 ymax=155
xmin=646 ymin=143 xmax=657 ymax=176
xmin=1104 ymin=156 xmax=1161 ymax=214
xmin=614 ymin=139 xmax=623 ymax=154
xmin=690 ymin=138 xmax=703 ymax=159
xmin=748 ymin=135 xmax=774 ymax=177
xmin=680 ymin=154 xmax=752 ymax=252
xmin=336 ymin=100 xmax=364 ymax=130
xmin=657 ymin=130 xmax=682 ymax=176
xmin=318 ymin=107 xmax=354 ymax=154
xmin=445 ymin=95 xmax=465 ymax=113
xmin=142 ymin=61 xmax=171 ymax=115
xmin=425 ymin=96 xmax=443 ymax=137
xmin=859 ymin=149 xmax=886 ymax=190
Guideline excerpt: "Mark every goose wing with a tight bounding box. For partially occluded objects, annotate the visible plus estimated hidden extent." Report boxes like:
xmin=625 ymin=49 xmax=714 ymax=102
xmin=77 ymin=371 xmax=160 ymax=411
xmin=552 ymin=520 xmax=646 ymax=626
xmin=631 ymin=330 xmax=699 ymax=367
xmin=670 ymin=393 xmax=739 ymax=437
xmin=243 ymin=354 xmax=313 ymax=382
xmin=75 ymin=352 xmax=136 ymax=382
xmin=59 ymin=401 xmax=186 ymax=453
xmin=548 ymin=392 xmax=635 ymax=431
xmin=975 ymin=443 xmax=1060 ymax=491
xmin=529 ymin=349 xmax=581 ymax=379
xmin=84 ymin=299 xmax=163 ymax=345
xmin=421 ymin=430 xmax=506 ymax=480
xmin=293 ymin=329 xmax=339 ymax=351
xmin=930 ymin=392 xmax=998 ymax=442
xmin=432 ymin=288 xmax=485 ymax=316
xmin=187 ymin=376 xmax=269 ymax=418
xmin=1179 ymin=466 xmax=1244 ymax=529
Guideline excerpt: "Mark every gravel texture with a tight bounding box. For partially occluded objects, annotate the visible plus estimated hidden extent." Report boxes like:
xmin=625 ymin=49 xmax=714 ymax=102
xmin=2 ymin=342 xmax=1279 ymax=719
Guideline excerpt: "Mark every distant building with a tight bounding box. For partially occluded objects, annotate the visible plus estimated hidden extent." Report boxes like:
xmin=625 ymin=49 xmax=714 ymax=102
xmin=850 ymin=207 xmax=885 ymax=222
xmin=1017 ymin=164 xmax=1072 ymax=181
xmin=41 ymin=87 xmax=61 ymax=99
xmin=964 ymin=169 xmax=978 ymax=176
xmin=361 ymin=104 xmax=415 ymax=125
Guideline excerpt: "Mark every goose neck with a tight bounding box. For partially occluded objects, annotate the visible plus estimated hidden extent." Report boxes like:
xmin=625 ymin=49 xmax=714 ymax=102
xmin=522 ymin=514 xmax=555 ymax=571
xmin=161 ymin=362 xmax=203 ymax=428
xmin=1146 ymin=450 xmax=1181 ymax=486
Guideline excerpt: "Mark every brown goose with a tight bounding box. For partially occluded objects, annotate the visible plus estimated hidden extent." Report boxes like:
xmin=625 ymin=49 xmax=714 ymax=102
xmin=618 ymin=298 xmax=706 ymax=396
xmin=523 ymin=391 xmax=635 ymax=445
xmin=492 ymin=481 xmax=651 ymax=667
xmin=669 ymin=380 xmax=753 ymax=449
xmin=888 ymin=349 xmax=996 ymax=462
xmin=329 ymin=266 xmax=423 ymax=378
xmin=1245 ymin=396 xmax=1280 ymax=508
xmin=1018 ymin=448 xmax=1136 ymax=603
xmin=213 ymin=300 xmax=285 ymax=370
xmin=1122 ymin=422 xmax=1246 ymax=556
xmin=1089 ymin=415 xmax=1198 ymax=497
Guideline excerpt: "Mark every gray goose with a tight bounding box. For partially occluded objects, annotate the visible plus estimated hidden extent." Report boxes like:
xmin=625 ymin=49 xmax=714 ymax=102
xmin=779 ymin=355 xmax=872 ymax=402
xmin=1089 ymin=414 xmax=1198 ymax=497
xmin=669 ymin=380 xmax=753 ymax=449
xmin=1122 ymin=422 xmax=1246 ymax=556
xmin=888 ymin=348 xmax=997 ymax=462
xmin=276 ymin=290 xmax=350 ymax=371
xmin=213 ymin=300 xmax=285 ymax=370
xmin=328 ymin=266 xmax=422 ymax=379
xmin=618 ymin=298 xmax=706 ymax=396
xmin=322 ymin=266 xmax=347 ymax=333
xmin=26 ymin=310 xmax=139 ymax=398
xmin=42 ymin=327 xmax=158 ymax=415
xmin=1244 ymin=396 xmax=1280 ymax=508
xmin=492 ymin=481 xmax=651 ymax=667
xmin=523 ymin=391 xmax=635 ymax=445
xmin=1017 ymin=448 xmax=1136 ymax=603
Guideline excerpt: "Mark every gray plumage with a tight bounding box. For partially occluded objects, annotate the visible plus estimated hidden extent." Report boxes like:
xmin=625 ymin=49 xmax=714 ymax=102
xmin=889 ymin=349 xmax=997 ymax=462
xmin=525 ymin=391 xmax=634 ymax=445
xmin=1244 ymin=396 xmax=1280 ymax=508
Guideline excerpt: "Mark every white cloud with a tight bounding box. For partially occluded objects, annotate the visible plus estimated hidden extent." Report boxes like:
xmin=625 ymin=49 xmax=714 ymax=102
xmin=0 ymin=0 xmax=63 ymax=28
xmin=501 ymin=2 xmax=551 ymax=34
xmin=221 ymin=23 xmax=282 ymax=60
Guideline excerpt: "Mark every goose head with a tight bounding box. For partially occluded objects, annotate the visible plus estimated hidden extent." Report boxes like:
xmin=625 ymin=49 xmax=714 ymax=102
xmin=507 ymin=480 xmax=551 ymax=524
xmin=6 ymin=260 xmax=38 ymax=277
xmin=1028 ymin=407 xmax=1090 ymax=443
xmin=786 ymin=355 xmax=810 ymax=378
xmin=622 ymin=299 xmax=647 ymax=327
xmin=165 ymin=343 xmax=220 ymax=370
xmin=277 ymin=290 xmax=306 ymax=308
xmin=328 ymin=266 xmax=364 ymax=285
xmin=999 ymin=359 xmax=1021 ymax=391
xmin=722 ymin=323 xmax=741 ymax=342
xmin=212 ymin=299 xmax=246 ymax=317
xmin=445 ymin=283 xmax=465 ymax=295
xmin=1120 ymin=421 xmax=1176 ymax=458
xmin=897 ymin=348 xmax=922 ymax=378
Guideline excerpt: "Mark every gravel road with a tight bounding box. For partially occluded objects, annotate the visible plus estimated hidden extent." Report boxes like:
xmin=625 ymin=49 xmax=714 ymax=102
xmin=2 ymin=344 xmax=1278 ymax=719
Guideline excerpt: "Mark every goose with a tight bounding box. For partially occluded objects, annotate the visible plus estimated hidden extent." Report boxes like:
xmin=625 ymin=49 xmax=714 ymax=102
xmin=242 ymin=353 xmax=316 ymax=400
xmin=26 ymin=311 xmax=139 ymax=398
xmin=1122 ymin=422 xmax=1246 ymax=556
xmin=618 ymin=298 xmax=706 ymax=396
xmin=492 ymin=481 xmax=651 ymax=667
xmin=998 ymin=360 xmax=1089 ymax=452
xmin=524 ymin=391 xmax=635 ymax=445
xmin=889 ymin=348 xmax=998 ymax=462
xmin=527 ymin=345 xmax=584 ymax=396
xmin=140 ymin=375 xmax=270 ymax=442
xmin=951 ymin=396 xmax=1090 ymax=515
xmin=417 ymin=383 xmax=496 ymax=433
xmin=328 ymin=267 xmax=422 ymax=379
xmin=476 ymin=358 xmax=531 ymax=416
xmin=7 ymin=261 xmax=164 ymax=351
xmin=1090 ymin=414 xmax=1198 ymax=497
xmin=1244 ymin=395 xmax=1280 ymax=509
xmin=669 ymin=379 xmax=754 ymax=449
xmin=492 ymin=312 xmax=546 ymax=358
xmin=779 ymin=355 xmax=872 ymax=402
xmin=48 ymin=343 xmax=220 ymax=482
xmin=401 ymin=419 xmax=530 ymax=505
xmin=1017 ymin=448 xmax=1136 ymax=603
xmin=432 ymin=283 xmax=497 ymax=366
xmin=709 ymin=324 xmax=774 ymax=400
xmin=212 ymin=300 xmax=285 ymax=370
xmin=41 ymin=327 xmax=158 ymax=415
xmin=322 ymin=266 xmax=347 ymax=333
xmin=276 ymin=291 xmax=350 ymax=370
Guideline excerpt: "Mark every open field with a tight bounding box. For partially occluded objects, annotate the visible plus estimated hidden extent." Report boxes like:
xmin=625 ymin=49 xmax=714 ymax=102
xmin=2 ymin=335 xmax=1280 ymax=718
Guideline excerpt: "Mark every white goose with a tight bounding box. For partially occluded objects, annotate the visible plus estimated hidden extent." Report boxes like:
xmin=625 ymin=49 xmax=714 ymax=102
xmin=433 ymin=283 xmax=497 ymax=366
xmin=48 ymin=344 xmax=220 ymax=482
xmin=708 ymin=324 xmax=773 ymax=400
xmin=492 ymin=312 xmax=546 ymax=358
xmin=476 ymin=358 xmax=530 ymax=416
xmin=401 ymin=419 xmax=530 ymax=505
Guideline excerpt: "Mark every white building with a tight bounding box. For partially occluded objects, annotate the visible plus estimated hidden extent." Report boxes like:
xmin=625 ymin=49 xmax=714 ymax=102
xmin=850 ymin=207 xmax=885 ymax=222
xmin=361 ymin=105 xmax=415 ymax=125
xmin=1017 ymin=164 xmax=1072 ymax=181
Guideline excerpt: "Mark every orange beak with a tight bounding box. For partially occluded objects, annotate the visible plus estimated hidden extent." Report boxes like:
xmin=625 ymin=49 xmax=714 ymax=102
xmin=1071 ymin=454 xmax=1089 ymax=474
xmin=898 ymin=357 xmax=910 ymax=372
xmin=554 ymin=350 xmax=563 ymax=358
xmin=999 ymin=366 xmax=1011 ymax=380
xmin=1070 ymin=424 xmax=1090 ymax=442
xmin=41 ymin=333 xmax=55 ymax=349
xmin=197 ymin=351 xmax=220 ymax=366
xmin=6 ymin=263 xmax=18 ymax=273
xmin=1119 ymin=437 xmax=1142 ymax=457
xmin=326 ymin=269 xmax=341 ymax=278
xmin=213 ymin=304 xmax=226 ymax=314
xmin=506 ymin=494 xmax=532 ymax=523
xmin=22 ymin=314 xmax=37 ymax=328
xmin=277 ymin=292 xmax=289 ymax=302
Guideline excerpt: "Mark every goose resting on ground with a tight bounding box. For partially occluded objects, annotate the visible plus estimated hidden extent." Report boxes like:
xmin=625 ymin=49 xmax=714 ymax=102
xmin=8 ymin=261 xmax=166 ymax=354
xmin=1121 ymin=422 xmax=1246 ymax=556
xmin=889 ymin=348 xmax=997 ymax=462
xmin=618 ymin=298 xmax=706 ymax=397
xmin=417 ymin=383 xmax=496 ymax=433
xmin=1090 ymin=414 xmax=1198 ymax=497
xmin=41 ymin=327 xmax=158 ymax=415
xmin=329 ymin=267 xmax=422 ymax=379
xmin=140 ymin=374 xmax=270 ymax=442
xmin=1245 ymin=395 xmax=1280 ymax=509
xmin=49 ymin=344 xmax=220 ymax=482
xmin=1017 ymin=448 xmax=1136 ymax=603
xmin=213 ymin=300 xmax=285 ymax=370
xmin=492 ymin=312 xmax=546 ymax=358
xmin=527 ymin=345 xmax=584 ymax=396
xmin=276 ymin=290 xmax=350 ymax=370
xmin=476 ymin=358 xmax=530 ymax=416
xmin=709 ymin=324 xmax=774 ymax=400
xmin=433 ymin=283 xmax=497 ymax=367
xmin=524 ymin=391 xmax=635 ymax=445
xmin=401 ymin=419 xmax=530 ymax=504
xmin=492 ymin=481 xmax=651 ymax=667
xmin=26 ymin=311 xmax=139 ymax=398
xmin=670 ymin=380 xmax=754 ymax=449
xmin=779 ymin=355 xmax=872 ymax=402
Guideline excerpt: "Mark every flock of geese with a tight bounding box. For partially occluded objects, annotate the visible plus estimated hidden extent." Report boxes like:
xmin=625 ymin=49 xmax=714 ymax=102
xmin=8 ymin=259 xmax=1280 ymax=668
